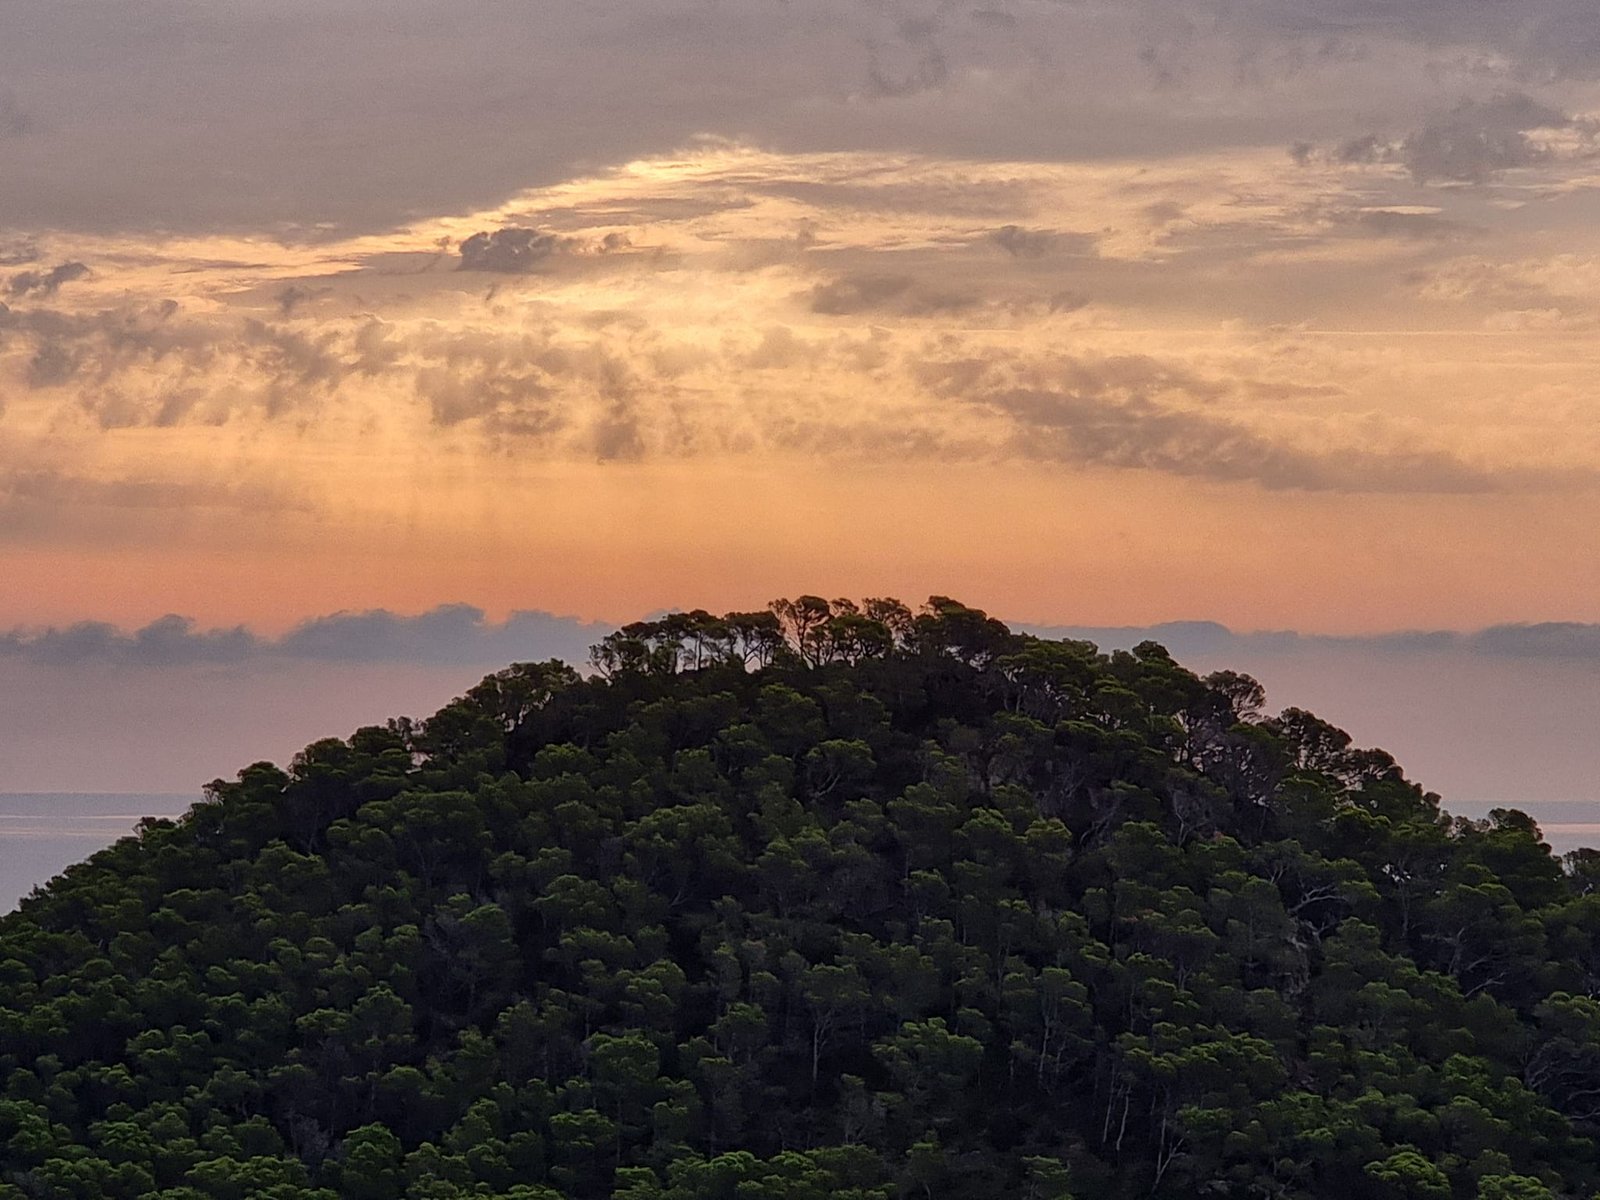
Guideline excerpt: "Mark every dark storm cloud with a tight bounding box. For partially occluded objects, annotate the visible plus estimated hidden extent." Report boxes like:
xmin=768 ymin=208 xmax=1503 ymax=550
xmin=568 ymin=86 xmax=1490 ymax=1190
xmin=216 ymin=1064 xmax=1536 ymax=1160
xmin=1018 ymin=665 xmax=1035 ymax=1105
xmin=0 ymin=605 xmax=612 ymax=669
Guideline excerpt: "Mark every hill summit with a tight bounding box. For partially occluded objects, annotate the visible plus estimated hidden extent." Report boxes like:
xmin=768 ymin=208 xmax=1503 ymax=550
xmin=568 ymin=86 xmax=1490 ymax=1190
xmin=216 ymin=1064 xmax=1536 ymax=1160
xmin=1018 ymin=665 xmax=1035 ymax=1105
xmin=1 ymin=596 xmax=1595 ymax=1200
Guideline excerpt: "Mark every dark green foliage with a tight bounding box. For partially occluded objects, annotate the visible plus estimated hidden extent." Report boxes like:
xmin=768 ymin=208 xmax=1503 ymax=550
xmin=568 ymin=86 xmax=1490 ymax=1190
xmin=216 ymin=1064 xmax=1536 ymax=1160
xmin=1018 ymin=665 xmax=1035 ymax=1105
xmin=1 ymin=597 xmax=1598 ymax=1198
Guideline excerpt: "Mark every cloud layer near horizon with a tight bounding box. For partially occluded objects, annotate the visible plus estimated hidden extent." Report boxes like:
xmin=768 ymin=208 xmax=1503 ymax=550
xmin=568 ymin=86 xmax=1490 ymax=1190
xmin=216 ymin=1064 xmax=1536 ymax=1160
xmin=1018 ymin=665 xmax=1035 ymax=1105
xmin=0 ymin=605 xmax=609 ymax=668
xmin=16 ymin=604 xmax=1600 ymax=672
xmin=15 ymin=605 xmax=1600 ymax=816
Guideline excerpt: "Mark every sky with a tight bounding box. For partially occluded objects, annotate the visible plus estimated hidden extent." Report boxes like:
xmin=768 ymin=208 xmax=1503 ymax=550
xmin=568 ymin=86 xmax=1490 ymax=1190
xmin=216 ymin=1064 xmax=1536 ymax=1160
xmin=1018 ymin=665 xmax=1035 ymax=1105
xmin=8 ymin=0 xmax=1600 ymax=824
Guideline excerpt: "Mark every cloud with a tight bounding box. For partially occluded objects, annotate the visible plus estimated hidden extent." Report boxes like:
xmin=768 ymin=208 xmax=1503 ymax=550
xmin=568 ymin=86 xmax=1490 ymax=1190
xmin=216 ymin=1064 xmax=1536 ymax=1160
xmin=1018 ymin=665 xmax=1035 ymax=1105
xmin=1331 ymin=134 xmax=1388 ymax=167
xmin=0 ymin=292 xmax=658 ymax=451
xmin=0 ymin=616 xmax=258 ymax=668
xmin=458 ymin=227 xmax=569 ymax=273
xmin=0 ymin=468 xmax=311 ymax=544
xmin=18 ymin=0 xmax=1587 ymax=239
xmin=808 ymin=272 xmax=913 ymax=314
xmin=1283 ymin=198 xmax=1470 ymax=242
xmin=1402 ymin=94 xmax=1582 ymax=183
xmin=7 ymin=261 xmax=87 ymax=298
xmin=1409 ymin=254 xmax=1600 ymax=327
xmin=910 ymin=351 xmax=1509 ymax=494
xmin=979 ymin=386 xmax=1500 ymax=493
xmin=275 ymin=283 xmax=331 ymax=317
xmin=279 ymin=605 xmax=609 ymax=665
xmin=0 ymin=140 xmax=1590 ymax=507
xmin=26 ymin=341 xmax=78 ymax=388
xmin=456 ymin=226 xmax=635 ymax=274
xmin=1337 ymin=208 xmax=1468 ymax=240
xmin=1309 ymin=93 xmax=1598 ymax=185
xmin=0 ymin=301 xmax=403 ymax=421
xmin=990 ymin=225 xmax=1061 ymax=259
xmin=0 ymin=469 xmax=295 ymax=513
xmin=1470 ymin=623 xmax=1600 ymax=659
xmin=23 ymin=603 xmax=1600 ymax=676
xmin=1133 ymin=0 xmax=1600 ymax=86
xmin=0 ymin=604 xmax=612 ymax=669
xmin=864 ymin=16 xmax=950 ymax=99
xmin=0 ymin=270 xmax=1545 ymax=498
xmin=414 ymin=362 xmax=560 ymax=432
xmin=1022 ymin=618 xmax=1600 ymax=664
xmin=807 ymin=272 xmax=978 ymax=316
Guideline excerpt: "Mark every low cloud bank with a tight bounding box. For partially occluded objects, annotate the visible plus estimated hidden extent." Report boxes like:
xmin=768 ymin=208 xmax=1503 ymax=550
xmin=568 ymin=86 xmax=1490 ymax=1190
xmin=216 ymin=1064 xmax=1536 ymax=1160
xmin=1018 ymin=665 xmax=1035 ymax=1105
xmin=14 ymin=606 xmax=1600 ymax=801
xmin=0 ymin=605 xmax=612 ymax=669
xmin=1026 ymin=619 xmax=1600 ymax=663
xmin=14 ymin=606 xmax=1600 ymax=671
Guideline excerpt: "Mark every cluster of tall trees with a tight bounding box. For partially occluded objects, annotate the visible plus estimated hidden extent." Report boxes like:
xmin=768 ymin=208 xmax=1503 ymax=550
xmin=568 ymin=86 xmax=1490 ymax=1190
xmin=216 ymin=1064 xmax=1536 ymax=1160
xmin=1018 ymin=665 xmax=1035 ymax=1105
xmin=1 ymin=596 xmax=1598 ymax=1198
xmin=584 ymin=596 xmax=1005 ymax=676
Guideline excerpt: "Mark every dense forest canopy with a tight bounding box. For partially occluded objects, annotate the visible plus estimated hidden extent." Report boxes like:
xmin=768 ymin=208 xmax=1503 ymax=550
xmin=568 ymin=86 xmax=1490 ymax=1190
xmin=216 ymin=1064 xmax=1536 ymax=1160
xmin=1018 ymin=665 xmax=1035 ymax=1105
xmin=2 ymin=596 xmax=1599 ymax=1199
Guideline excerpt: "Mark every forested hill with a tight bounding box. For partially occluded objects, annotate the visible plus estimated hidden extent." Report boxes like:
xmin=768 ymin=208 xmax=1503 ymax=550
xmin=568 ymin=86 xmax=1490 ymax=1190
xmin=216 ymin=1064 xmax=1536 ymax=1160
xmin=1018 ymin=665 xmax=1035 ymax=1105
xmin=3 ymin=598 xmax=1599 ymax=1200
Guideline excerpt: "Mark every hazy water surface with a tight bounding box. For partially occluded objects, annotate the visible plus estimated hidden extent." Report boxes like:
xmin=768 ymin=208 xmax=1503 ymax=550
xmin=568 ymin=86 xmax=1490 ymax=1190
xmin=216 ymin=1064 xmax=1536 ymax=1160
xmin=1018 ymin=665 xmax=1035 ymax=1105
xmin=0 ymin=793 xmax=196 ymax=912
xmin=1451 ymin=802 xmax=1600 ymax=857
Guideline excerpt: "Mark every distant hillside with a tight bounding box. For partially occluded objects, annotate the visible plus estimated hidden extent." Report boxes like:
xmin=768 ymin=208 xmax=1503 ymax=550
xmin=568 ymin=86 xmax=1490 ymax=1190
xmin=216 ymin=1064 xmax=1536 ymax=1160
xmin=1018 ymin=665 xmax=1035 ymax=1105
xmin=1 ymin=597 xmax=1595 ymax=1200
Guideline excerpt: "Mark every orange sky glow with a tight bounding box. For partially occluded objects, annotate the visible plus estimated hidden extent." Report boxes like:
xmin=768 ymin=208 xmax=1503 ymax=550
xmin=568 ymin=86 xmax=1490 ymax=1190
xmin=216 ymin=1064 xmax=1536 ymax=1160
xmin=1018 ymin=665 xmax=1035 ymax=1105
xmin=7 ymin=136 xmax=1600 ymax=634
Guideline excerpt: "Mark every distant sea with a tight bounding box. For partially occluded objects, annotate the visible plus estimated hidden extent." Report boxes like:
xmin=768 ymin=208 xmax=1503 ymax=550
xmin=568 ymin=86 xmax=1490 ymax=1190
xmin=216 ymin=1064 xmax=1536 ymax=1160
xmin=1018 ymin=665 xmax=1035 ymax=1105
xmin=1545 ymin=826 xmax=1600 ymax=850
xmin=0 ymin=793 xmax=196 ymax=913
xmin=1450 ymin=802 xmax=1600 ymax=858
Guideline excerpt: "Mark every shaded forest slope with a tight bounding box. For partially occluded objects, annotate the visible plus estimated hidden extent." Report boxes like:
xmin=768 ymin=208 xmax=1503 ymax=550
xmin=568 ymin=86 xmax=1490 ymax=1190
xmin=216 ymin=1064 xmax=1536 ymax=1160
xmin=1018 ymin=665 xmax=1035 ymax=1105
xmin=2 ymin=597 xmax=1598 ymax=1200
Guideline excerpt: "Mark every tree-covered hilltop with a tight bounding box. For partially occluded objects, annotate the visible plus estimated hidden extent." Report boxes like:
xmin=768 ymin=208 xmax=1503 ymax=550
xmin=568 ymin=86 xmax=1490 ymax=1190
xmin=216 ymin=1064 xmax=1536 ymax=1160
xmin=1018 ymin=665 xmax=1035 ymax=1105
xmin=3 ymin=599 xmax=1600 ymax=1200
